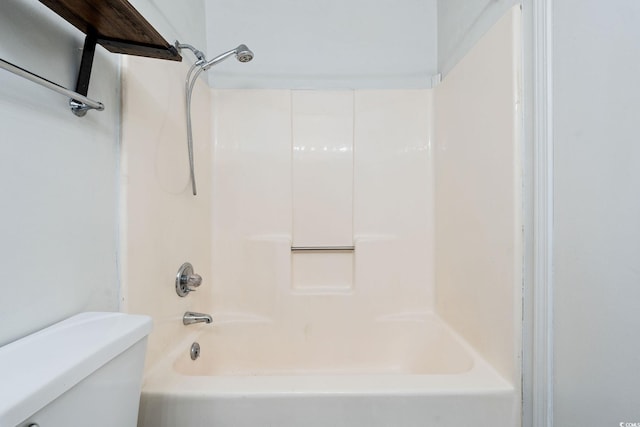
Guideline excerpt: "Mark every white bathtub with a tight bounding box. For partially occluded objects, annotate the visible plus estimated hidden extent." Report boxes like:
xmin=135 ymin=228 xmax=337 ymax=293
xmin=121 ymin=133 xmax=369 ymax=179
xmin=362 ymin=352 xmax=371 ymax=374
xmin=138 ymin=313 xmax=516 ymax=427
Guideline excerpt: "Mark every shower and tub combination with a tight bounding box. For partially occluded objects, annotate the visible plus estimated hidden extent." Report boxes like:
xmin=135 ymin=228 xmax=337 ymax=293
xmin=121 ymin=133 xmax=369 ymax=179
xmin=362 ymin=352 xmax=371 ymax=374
xmin=121 ymin=5 xmax=523 ymax=427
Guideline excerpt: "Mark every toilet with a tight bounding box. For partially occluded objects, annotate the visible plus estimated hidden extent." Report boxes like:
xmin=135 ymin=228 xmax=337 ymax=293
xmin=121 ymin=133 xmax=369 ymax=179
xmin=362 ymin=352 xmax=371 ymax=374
xmin=0 ymin=312 xmax=152 ymax=427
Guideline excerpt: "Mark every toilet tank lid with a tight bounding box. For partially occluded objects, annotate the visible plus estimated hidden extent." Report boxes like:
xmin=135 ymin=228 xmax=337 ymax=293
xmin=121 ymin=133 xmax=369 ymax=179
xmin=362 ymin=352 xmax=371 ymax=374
xmin=0 ymin=312 xmax=152 ymax=427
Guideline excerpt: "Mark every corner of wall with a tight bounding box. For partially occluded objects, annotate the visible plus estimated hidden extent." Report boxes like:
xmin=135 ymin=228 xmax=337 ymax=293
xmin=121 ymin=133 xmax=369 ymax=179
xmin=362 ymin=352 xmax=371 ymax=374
xmin=433 ymin=6 xmax=522 ymax=385
xmin=438 ymin=0 xmax=520 ymax=78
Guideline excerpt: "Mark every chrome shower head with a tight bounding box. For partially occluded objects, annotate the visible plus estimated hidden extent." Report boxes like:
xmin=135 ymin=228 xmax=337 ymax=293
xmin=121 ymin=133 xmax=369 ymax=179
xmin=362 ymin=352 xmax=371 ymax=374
xmin=235 ymin=44 xmax=254 ymax=63
xmin=202 ymin=44 xmax=254 ymax=70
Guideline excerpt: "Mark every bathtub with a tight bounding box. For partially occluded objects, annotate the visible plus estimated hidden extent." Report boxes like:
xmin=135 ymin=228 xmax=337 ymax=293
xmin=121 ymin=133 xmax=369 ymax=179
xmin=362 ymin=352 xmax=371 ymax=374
xmin=138 ymin=313 xmax=516 ymax=427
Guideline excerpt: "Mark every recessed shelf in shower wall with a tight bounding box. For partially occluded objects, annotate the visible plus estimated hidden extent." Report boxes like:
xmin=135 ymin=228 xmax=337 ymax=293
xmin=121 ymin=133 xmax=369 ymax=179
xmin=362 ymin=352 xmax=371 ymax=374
xmin=290 ymin=91 xmax=355 ymax=294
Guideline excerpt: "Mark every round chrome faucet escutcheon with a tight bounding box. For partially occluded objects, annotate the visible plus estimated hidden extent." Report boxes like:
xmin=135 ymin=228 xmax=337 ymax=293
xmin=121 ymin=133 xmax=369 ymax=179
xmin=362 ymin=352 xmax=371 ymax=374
xmin=176 ymin=262 xmax=202 ymax=297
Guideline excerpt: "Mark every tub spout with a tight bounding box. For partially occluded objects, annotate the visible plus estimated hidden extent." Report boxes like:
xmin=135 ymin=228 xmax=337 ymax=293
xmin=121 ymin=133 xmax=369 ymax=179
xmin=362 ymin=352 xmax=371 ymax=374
xmin=183 ymin=311 xmax=213 ymax=325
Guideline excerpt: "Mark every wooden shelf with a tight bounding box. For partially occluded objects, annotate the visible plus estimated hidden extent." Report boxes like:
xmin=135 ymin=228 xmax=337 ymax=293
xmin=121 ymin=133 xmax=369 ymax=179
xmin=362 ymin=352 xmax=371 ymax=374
xmin=39 ymin=0 xmax=182 ymax=61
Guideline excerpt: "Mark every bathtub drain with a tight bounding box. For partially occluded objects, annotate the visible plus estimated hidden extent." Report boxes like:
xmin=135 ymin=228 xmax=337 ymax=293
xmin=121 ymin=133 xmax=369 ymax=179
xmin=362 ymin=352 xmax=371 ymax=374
xmin=190 ymin=342 xmax=200 ymax=360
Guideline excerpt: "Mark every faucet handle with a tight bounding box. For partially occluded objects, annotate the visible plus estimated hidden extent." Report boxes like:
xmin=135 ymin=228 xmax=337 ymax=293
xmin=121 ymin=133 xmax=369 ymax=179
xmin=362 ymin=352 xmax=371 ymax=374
xmin=176 ymin=262 xmax=202 ymax=297
xmin=184 ymin=273 xmax=202 ymax=288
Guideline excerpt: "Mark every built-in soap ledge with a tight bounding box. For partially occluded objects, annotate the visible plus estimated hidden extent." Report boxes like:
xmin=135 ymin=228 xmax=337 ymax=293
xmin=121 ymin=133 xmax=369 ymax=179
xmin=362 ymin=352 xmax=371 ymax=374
xmin=243 ymin=236 xmax=403 ymax=296
xmin=292 ymin=249 xmax=354 ymax=295
xmin=290 ymin=237 xmax=400 ymax=296
xmin=291 ymin=236 xmax=399 ymax=296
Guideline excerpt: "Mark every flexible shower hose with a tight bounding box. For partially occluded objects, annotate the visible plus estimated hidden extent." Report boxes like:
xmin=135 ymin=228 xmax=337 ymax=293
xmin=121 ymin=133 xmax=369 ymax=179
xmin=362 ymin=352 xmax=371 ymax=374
xmin=185 ymin=61 xmax=205 ymax=196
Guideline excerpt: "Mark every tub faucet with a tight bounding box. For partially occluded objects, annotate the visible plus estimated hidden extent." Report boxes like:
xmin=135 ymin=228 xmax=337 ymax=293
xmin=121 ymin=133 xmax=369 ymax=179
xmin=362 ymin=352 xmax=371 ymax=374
xmin=183 ymin=311 xmax=213 ymax=325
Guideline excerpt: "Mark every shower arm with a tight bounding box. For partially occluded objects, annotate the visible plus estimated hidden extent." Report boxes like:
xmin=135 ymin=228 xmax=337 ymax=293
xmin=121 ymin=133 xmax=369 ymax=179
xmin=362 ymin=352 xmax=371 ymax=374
xmin=175 ymin=42 xmax=206 ymax=62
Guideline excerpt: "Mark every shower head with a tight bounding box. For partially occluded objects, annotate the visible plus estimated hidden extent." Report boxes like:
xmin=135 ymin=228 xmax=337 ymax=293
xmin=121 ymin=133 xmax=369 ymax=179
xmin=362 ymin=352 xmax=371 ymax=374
xmin=201 ymin=44 xmax=254 ymax=71
xmin=235 ymin=44 xmax=254 ymax=63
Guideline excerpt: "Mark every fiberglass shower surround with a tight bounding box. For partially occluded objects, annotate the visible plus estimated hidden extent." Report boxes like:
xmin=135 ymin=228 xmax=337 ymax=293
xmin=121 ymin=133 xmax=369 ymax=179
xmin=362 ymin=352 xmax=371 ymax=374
xmin=122 ymin=5 xmax=522 ymax=427
xmin=176 ymin=41 xmax=254 ymax=195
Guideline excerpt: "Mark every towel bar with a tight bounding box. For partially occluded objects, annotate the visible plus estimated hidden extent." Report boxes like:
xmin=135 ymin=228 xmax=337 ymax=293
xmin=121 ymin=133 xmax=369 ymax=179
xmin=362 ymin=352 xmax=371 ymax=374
xmin=291 ymin=246 xmax=355 ymax=252
xmin=0 ymin=56 xmax=104 ymax=116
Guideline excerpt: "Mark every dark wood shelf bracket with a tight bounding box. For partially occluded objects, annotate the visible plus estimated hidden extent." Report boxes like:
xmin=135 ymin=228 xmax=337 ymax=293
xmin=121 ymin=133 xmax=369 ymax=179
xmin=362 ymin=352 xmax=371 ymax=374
xmin=70 ymin=32 xmax=98 ymax=117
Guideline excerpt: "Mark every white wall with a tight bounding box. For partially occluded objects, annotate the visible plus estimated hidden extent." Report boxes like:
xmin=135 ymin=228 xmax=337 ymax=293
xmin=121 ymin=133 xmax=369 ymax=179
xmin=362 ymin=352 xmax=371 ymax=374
xmin=437 ymin=0 xmax=518 ymax=77
xmin=0 ymin=0 xmax=120 ymax=346
xmin=119 ymin=56 xmax=212 ymax=370
xmin=552 ymin=1 xmax=640 ymax=425
xmin=434 ymin=7 xmax=522 ymax=386
xmin=210 ymin=88 xmax=434 ymax=347
xmin=205 ymin=0 xmax=438 ymax=89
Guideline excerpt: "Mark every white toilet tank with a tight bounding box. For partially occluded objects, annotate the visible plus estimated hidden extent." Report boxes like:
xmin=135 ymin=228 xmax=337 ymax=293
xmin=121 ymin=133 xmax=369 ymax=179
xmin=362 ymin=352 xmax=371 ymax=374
xmin=0 ymin=312 xmax=152 ymax=427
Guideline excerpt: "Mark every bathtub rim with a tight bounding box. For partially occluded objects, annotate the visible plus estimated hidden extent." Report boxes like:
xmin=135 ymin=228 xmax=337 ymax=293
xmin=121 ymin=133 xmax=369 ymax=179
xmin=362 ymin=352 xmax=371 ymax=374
xmin=141 ymin=312 xmax=513 ymax=397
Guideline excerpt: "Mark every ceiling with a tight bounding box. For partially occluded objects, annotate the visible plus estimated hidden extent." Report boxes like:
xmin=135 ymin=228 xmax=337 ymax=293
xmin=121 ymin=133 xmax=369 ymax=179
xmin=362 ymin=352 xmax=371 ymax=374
xmin=137 ymin=0 xmax=517 ymax=89
xmin=205 ymin=0 xmax=439 ymax=89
